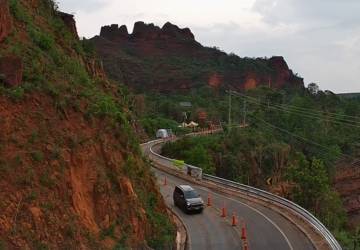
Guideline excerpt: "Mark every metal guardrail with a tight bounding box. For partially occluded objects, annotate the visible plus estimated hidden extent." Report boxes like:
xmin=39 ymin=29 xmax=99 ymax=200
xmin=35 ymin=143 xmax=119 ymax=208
xmin=147 ymin=140 xmax=342 ymax=250
xmin=202 ymin=174 xmax=342 ymax=250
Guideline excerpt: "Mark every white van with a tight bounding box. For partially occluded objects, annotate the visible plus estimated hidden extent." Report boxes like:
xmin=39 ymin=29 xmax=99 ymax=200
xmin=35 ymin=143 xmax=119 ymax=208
xmin=156 ymin=129 xmax=169 ymax=138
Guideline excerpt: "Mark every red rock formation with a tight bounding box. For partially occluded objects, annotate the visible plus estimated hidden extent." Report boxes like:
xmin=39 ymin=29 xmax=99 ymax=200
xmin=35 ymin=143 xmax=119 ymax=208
xmin=91 ymin=22 xmax=304 ymax=92
xmin=85 ymin=58 xmax=106 ymax=79
xmin=162 ymin=22 xmax=195 ymax=40
xmin=0 ymin=0 xmax=12 ymax=43
xmin=208 ymin=73 xmax=223 ymax=88
xmin=0 ymin=56 xmax=23 ymax=87
xmin=58 ymin=12 xmax=78 ymax=39
xmin=100 ymin=24 xmax=129 ymax=41
xmin=243 ymin=72 xmax=259 ymax=90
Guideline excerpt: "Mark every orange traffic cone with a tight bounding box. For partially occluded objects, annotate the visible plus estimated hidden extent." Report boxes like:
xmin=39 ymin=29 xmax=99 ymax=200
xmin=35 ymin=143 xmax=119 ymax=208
xmin=221 ymin=202 xmax=227 ymax=217
xmin=243 ymin=241 xmax=249 ymax=250
xmin=232 ymin=213 xmax=237 ymax=226
xmin=163 ymin=176 xmax=167 ymax=186
xmin=207 ymin=194 xmax=212 ymax=206
xmin=241 ymin=221 xmax=247 ymax=240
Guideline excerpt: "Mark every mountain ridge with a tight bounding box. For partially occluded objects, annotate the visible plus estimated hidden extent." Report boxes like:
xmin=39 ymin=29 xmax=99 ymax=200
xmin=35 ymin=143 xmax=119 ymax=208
xmin=91 ymin=21 xmax=304 ymax=93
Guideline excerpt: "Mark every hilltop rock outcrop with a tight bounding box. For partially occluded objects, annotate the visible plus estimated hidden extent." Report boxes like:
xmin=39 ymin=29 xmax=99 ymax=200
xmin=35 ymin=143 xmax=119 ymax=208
xmin=91 ymin=21 xmax=304 ymax=92
xmin=58 ymin=12 xmax=78 ymax=39
xmin=100 ymin=24 xmax=129 ymax=41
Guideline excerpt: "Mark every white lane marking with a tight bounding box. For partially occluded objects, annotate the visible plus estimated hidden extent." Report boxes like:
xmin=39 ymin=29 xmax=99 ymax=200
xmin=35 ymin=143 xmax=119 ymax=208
xmin=148 ymin=142 xmax=294 ymax=250
xmin=161 ymin=171 xmax=294 ymax=250
xmin=212 ymin=191 xmax=294 ymax=250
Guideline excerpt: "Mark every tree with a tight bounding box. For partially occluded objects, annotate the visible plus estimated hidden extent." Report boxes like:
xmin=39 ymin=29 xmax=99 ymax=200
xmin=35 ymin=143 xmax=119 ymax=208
xmin=184 ymin=144 xmax=215 ymax=174
xmin=287 ymin=156 xmax=329 ymax=211
xmin=308 ymin=82 xmax=320 ymax=95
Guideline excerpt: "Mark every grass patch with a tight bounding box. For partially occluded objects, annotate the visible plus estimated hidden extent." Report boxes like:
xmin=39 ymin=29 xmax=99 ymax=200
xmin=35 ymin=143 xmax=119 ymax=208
xmin=17 ymin=168 xmax=34 ymax=186
xmin=64 ymin=223 xmax=76 ymax=239
xmin=28 ymin=26 xmax=54 ymax=51
xmin=28 ymin=131 xmax=39 ymax=144
xmin=31 ymin=150 xmax=44 ymax=162
xmin=9 ymin=0 xmax=31 ymax=23
xmin=0 ymin=161 xmax=10 ymax=175
xmin=0 ymin=86 xmax=25 ymax=102
xmin=100 ymin=223 xmax=116 ymax=240
xmin=39 ymin=170 xmax=55 ymax=188
xmin=26 ymin=190 xmax=38 ymax=202
xmin=136 ymin=191 xmax=175 ymax=249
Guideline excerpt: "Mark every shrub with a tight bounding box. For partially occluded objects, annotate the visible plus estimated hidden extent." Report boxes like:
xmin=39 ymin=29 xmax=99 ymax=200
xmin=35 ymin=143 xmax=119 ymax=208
xmin=26 ymin=191 xmax=38 ymax=202
xmin=31 ymin=150 xmax=44 ymax=162
xmin=0 ymin=86 xmax=25 ymax=102
xmin=40 ymin=171 xmax=55 ymax=188
xmin=28 ymin=27 xmax=54 ymax=51
xmin=9 ymin=0 xmax=31 ymax=23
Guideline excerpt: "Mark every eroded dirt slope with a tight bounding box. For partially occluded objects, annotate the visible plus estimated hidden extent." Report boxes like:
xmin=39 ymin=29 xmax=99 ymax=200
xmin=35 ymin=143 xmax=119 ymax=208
xmin=0 ymin=0 xmax=174 ymax=249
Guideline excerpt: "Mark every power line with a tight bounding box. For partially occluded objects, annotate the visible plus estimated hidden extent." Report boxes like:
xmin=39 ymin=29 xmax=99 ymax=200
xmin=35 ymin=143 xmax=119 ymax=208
xmin=249 ymin=114 xmax=360 ymax=165
xmin=231 ymin=90 xmax=360 ymax=120
xmin=230 ymin=91 xmax=360 ymax=128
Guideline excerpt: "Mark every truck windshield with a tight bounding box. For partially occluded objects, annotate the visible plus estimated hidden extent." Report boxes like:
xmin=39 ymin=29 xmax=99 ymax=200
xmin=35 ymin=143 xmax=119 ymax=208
xmin=184 ymin=190 xmax=199 ymax=199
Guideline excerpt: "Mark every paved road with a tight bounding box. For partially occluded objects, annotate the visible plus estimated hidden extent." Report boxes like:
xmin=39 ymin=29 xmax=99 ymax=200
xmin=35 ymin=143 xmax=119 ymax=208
xmin=142 ymin=141 xmax=315 ymax=250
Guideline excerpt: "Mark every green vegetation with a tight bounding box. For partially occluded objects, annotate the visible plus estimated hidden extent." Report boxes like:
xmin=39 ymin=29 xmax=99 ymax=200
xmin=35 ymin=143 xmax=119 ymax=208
xmin=9 ymin=0 xmax=31 ymax=23
xmin=0 ymin=239 xmax=6 ymax=250
xmin=141 ymin=192 xmax=175 ymax=249
xmin=1 ymin=1 xmax=176 ymax=248
xmin=160 ymin=86 xmax=360 ymax=247
xmin=28 ymin=27 xmax=54 ymax=51
xmin=31 ymin=150 xmax=44 ymax=162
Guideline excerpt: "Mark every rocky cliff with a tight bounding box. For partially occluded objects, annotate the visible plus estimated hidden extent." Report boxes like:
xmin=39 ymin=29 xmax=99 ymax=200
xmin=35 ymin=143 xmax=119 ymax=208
xmin=91 ymin=22 xmax=304 ymax=92
xmin=0 ymin=1 xmax=174 ymax=249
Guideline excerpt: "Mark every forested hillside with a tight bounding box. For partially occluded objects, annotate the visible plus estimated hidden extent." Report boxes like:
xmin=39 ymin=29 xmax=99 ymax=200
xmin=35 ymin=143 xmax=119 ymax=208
xmin=161 ymin=86 xmax=360 ymax=247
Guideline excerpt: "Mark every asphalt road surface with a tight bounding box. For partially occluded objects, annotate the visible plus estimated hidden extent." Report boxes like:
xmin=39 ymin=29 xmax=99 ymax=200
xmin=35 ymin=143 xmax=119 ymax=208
xmin=142 ymin=141 xmax=315 ymax=250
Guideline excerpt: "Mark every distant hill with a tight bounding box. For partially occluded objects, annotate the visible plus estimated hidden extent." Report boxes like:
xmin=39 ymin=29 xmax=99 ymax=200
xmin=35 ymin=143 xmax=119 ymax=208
xmin=91 ymin=22 xmax=304 ymax=93
xmin=337 ymin=93 xmax=360 ymax=99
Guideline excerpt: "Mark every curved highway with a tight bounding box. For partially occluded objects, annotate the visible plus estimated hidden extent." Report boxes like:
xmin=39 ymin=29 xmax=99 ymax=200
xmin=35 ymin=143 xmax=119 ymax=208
xmin=142 ymin=141 xmax=315 ymax=250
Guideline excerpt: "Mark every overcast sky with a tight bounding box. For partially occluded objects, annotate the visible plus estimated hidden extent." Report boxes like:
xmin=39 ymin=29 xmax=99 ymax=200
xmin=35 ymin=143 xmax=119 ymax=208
xmin=58 ymin=0 xmax=360 ymax=93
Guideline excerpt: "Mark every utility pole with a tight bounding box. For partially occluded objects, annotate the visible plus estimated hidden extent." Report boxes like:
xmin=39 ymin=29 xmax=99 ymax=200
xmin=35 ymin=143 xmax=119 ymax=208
xmin=243 ymin=99 xmax=247 ymax=126
xmin=228 ymin=90 xmax=232 ymax=132
xmin=268 ymin=77 xmax=271 ymax=89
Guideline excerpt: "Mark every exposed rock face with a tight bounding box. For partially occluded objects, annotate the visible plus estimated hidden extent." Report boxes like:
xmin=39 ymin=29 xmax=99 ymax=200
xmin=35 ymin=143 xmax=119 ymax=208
xmin=91 ymin=21 xmax=304 ymax=92
xmin=334 ymin=165 xmax=360 ymax=228
xmin=0 ymin=0 xmax=12 ymax=43
xmin=84 ymin=58 xmax=106 ymax=79
xmin=161 ymin=22 xmax=195 ymax=40
xmin=0 ymin=3 xmax=175 ymax=248
xmin=0 ymin=55 xmax=23 ymax=87
xmin=100 ymin=24 xmax=129 ymax=41
xmin=58 ymin=12 xmax=78 ymax=39
xmin=208 ymin=73 xmax=223 ymax=88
